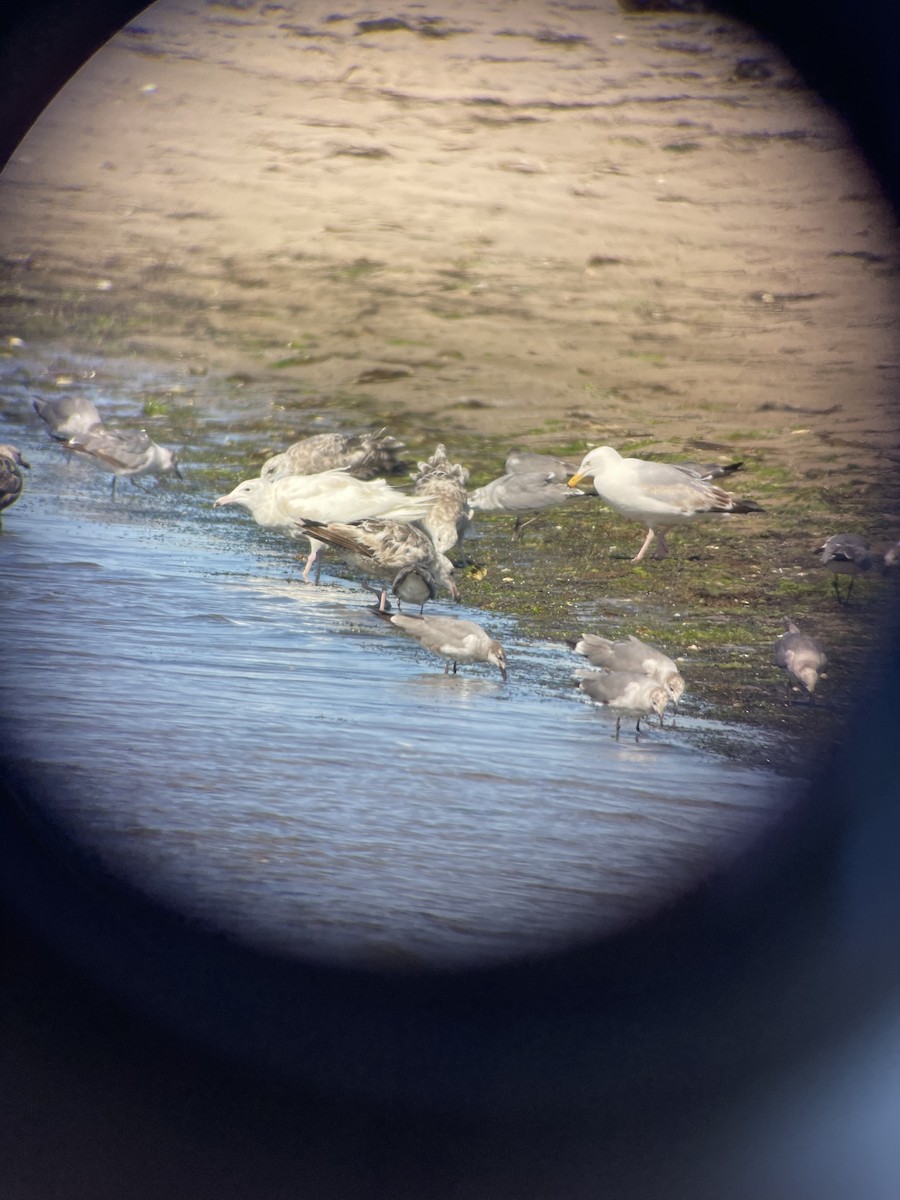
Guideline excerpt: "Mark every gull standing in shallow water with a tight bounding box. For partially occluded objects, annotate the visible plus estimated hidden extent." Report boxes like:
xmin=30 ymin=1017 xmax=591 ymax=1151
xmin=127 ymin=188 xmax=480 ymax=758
xmin=214 ymin=471 xmax=432 ymax=580
xmin=293 ymin=516 xmax=459 ymax=605
xmin=815 ymin=533 xmax=877 ymax=604
xmin=0 ymin=445 xmax=29 ymax=525
xmin=69 ymin=427 xmax=181 ymax=497
xmin=260 ymin=429 xmax=405 ymax=481
xmin=34 ymin=396 xmax=181 ymax=497
xmin=373 ymin=611 xmax=507 ymax=680
xmin=568 ymin=446 xmax=763 ymax=562
xmin=774 ymin=619 xmax=827 ymax=701
xmin=568 ymin=633 xmax=685 ymax=710
xmin=577 ymin=671 xmax=669 ymax=739
xmin=468 ymin=470 xmax=588 ymax=539
xmin=391 ymin=564 xmax=437 ymax=613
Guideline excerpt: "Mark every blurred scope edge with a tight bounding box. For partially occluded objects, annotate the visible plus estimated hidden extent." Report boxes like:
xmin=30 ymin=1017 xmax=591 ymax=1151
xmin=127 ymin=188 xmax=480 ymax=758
xmin=0 ymin=0 xmax=899 ymax=1119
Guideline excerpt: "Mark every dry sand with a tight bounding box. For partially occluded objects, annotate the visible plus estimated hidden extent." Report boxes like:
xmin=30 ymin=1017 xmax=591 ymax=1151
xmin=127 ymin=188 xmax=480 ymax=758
xmin=2 ymin=0 xmax=899 ymax=469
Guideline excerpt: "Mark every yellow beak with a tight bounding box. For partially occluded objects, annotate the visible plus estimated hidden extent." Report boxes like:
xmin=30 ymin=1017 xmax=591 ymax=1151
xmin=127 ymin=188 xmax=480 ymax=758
xmin=567 ymin=471 xmax=585 ymax=488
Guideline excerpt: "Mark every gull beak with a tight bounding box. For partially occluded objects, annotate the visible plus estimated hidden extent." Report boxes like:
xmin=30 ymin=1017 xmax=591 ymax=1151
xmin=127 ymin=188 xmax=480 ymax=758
xmin=173 ymin=462 xmax=184 ymax=481
xmin=498 ymin=664 xmax=508 ymax=682
xmin=567 ymin=471 xmax=584 ymax=488
xmin=213 ymin=495 xmax=232 ymax=507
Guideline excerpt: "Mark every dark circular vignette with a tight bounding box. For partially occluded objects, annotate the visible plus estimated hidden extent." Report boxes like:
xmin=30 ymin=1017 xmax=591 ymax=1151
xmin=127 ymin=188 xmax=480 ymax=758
xmin=1 ymin=0 xmax=899 ymax=1170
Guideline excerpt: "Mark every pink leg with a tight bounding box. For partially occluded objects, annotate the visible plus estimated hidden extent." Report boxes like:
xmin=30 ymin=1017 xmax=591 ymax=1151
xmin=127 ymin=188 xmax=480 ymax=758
xmin=631 ymin=527 xmax=656 ymax=563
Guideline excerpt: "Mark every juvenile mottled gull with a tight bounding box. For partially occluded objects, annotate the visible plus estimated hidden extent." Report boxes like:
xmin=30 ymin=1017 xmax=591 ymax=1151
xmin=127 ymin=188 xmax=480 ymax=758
xmin=33 ymin=395 xmax=103 ymax=441
xmin=0 ymin=445 xmax=29 ymax=524
xmin=578 ymin=671 xmax=669 ymax=739
xmin=568 ymin=445 xmax=763 ymax=562
xmin=70 ymin=426 xmax=181 ymax=497
xmin=374 ymin=611 xmax=507 ymax=680
xmin=260 ymin=429 xmax=405 ymax=481
xmin=815 ymin=533 xmax=876 ymax=604
xmin=214 ymin=471 xmax=432 ymax=580
xmin=412 ymin=444 xmax=471 ymax=553
xmin=774 ymin=619 xmax=827 ymax=700
xmin=569 ymin=633 xmax=685 ymax=708
xmin=293 ymin=516 xmax=459 ymax=602
xmin=468 ymin=470 xmax=587 ymax=539
xmin=505 ymin=449 xmax=577 ymax=481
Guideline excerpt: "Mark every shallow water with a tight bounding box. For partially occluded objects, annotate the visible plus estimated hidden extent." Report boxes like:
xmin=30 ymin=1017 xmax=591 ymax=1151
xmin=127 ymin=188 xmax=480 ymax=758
xmin=0 ymin=430 xmax=792 ymax=968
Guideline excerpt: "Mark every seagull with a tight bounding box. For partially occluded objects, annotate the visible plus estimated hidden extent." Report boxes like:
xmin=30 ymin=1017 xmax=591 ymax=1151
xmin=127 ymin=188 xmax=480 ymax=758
xmin=773 ymin=619 xmax=827 ymax=701
xmin=504 ymin=449 xmax=578 ymax=481
xmin=32 ymin=395 xmax=103 ymax=441
xmin=293 ymin=516 xmax=459 ymax=603
xmin=391 ymin=564 xmax=437 ymax=613
xmin=0 ymin=445 xmax=29 ymax=525
xmin=567 ymin=445 xmax=763 ymax=562
xmin=568 ymin=633 xmax=685 ymax=709
xmin=373 ymin=611 xmax=507 ymax=680
xmin=577 ymin=671 xmax=669 ymax=739
xmin=34 ymin=395 xmax=182 ymax=496
xmin=214 ymin=471 xmax=432 ymax=580
xmin=67 ymin=426 xmax=182 ymax=497
xmin=815 ymin=533 xmax=877 ymax=604
xmin=468 ymin=470 xmax=588 ymax=539
xmin=412 ymin=444 xmax=471 ymax=553
xmin=260 ymin=428 xmax=405 ymax=481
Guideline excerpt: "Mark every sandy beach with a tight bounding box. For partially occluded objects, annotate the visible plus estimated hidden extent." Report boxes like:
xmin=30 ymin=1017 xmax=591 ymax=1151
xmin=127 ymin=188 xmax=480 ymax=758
xmin=2 ymin=0 xmax=898 ymax=458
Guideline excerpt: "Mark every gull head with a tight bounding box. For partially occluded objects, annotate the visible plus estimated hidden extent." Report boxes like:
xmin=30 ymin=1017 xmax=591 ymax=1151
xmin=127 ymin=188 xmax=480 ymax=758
xmin=665 ymin=671 xmax=686 ymax=706
xmin=797 ymin=665 xmax=820 ymax=694
xmin=648 ymin=685 xmax=669 ymax=721
xmin=488 ymin=641 xmax=508 ymax=682
xmin=162 ymin=447 xmax=183 ymax=480
xmin=568 ymin=445 xmax=620 ymax=488
xmin=260 ymin=452 xmax=287 ymax=480
xmin=214 ymin=478 xmax=264 ymax=509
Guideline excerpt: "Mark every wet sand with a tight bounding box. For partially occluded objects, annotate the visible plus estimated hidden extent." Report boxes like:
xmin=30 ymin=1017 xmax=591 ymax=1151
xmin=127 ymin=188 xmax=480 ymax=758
xmin=2 ymin=0 xmax=898 ymax=451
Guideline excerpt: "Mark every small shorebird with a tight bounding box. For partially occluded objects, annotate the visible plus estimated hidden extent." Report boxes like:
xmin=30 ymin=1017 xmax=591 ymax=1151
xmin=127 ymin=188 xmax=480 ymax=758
xmin=374 ymin=611 xmax=507 ymax=680
xmin=567 ymin=445 xmax=763 ymax=562
xmin=260 ymin=429 xmax=405 ymax=481
xmin=577 ymin=671 xmax=669 ymax=738
xmin=773 ymin=619 xmax=827 ymax=701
